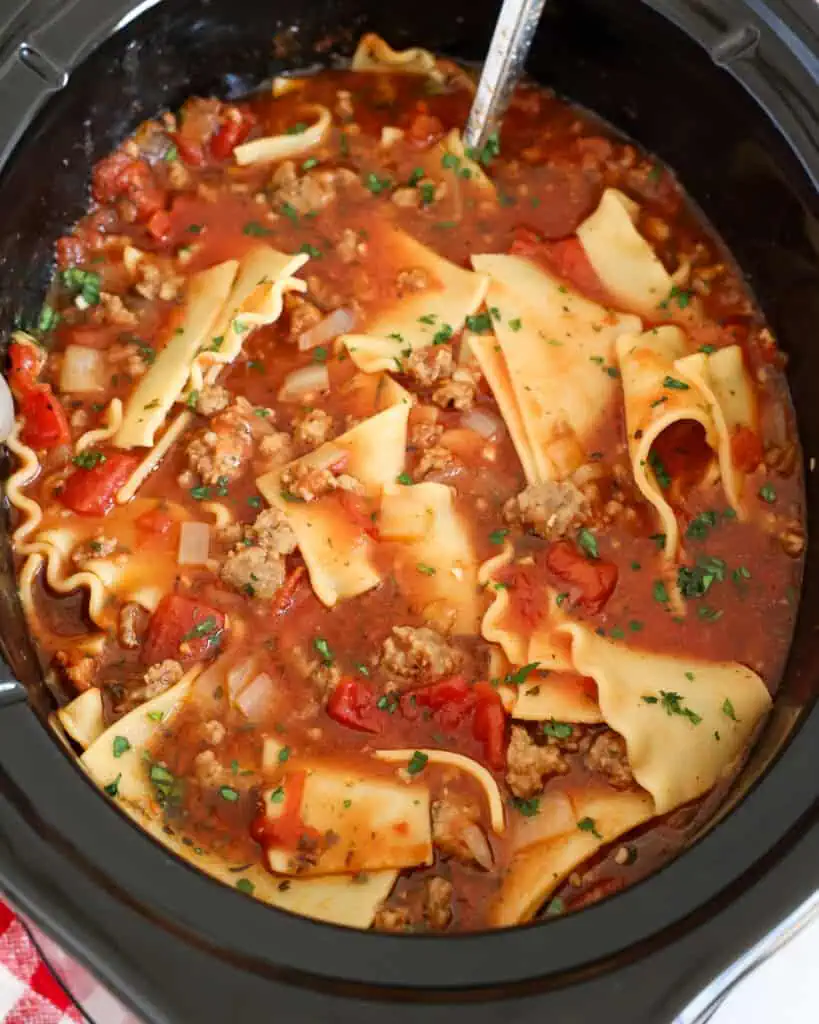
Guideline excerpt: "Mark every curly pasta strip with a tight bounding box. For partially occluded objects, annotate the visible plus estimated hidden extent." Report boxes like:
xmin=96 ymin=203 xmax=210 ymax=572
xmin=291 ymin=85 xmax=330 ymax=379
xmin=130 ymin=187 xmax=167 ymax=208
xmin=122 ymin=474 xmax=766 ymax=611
xmin=74 ymin=398 xmax=123 ymax=454
xmin=6 ymin=423 xmax=43 ymax=548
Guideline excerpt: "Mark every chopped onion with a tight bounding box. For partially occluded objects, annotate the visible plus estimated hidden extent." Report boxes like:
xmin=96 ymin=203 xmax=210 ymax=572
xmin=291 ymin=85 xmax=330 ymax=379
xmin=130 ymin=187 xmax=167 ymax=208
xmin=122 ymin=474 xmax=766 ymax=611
xmin=277 ymin=362 xmax=330 ymax=402
xmin=226 ymin=658 xmax=256 ymax=701
xmin=461 ymin=407 xmax=504 ymax=440
xmin=461 ymin=822 xmax=494 ymax=871
xmin=0 ymin=375 xmax=13 ymax=444
xmin=297 ymin=307 xmax=355 ymax=351
xmin=177 ymin=521 xmax=210 ymax=565
xmin=511 ymin=790 xmax=576 ymax=854
xmin=236 ymin=672 xmax=276 ymax=719
xmin=59 ymin=345 xmax=106 ymax=394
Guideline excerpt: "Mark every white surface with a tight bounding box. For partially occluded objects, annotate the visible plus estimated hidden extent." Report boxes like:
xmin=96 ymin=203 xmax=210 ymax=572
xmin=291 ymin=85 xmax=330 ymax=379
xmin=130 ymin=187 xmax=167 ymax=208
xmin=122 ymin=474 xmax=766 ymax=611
xmin=711 ymin=914 xmax=818 ymax=1023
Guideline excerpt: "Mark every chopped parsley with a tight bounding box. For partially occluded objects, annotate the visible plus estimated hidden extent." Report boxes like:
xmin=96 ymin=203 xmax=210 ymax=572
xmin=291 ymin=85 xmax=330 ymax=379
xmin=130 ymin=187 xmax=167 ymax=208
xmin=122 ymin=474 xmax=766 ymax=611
xmin=648 ymin=449 xmax=671 ymax=489
xmin=577 ymin=528 xmax=599 ymax=559
xmin=408 ymin=167 xmax=424 ymax=186
xmin=396 ymin=472 xmax=413 ymax=485
xmin=488 ymin=527 xmax=509 ymax=545
xmin=653 ymin=580 xmax=670 ymax=604
xmin=286 ymin=121 xmax=308 ymax=135
xmin=313 ymin=637 xmax=334 ymax=664
xmin=363 ymin=171 xmax=392 ymax=195
xmin=235 ymin=878 xmax=255 ymax=895
xmin=104 ymin=774 xmax=121 ymax=798
xmin=269 ymin=786 xmax=285 ymax=804
xmin=546 ymin=897 xmax=565 ymax=916
xmin=181 ymin=616 xmax=219 ymax=641
xmin=466 ymin=131 xmax=500 ymax=167
xmin=758 ymin=483 xmax=777 ymax=504
xmin=514 ymin=797 xmax=540 ymax=817
xmin=61 ymin=267 xmax=101 ymax=306
xmin=543 ymin=720 xmax=573 ymax=740
xmin=112 ymin=736 xmax=130 ymax=758
xmin=219 ymin=786 xmax=239 ymax=802
xmin=508 ymin=317 xmax=522 ymax=332
xmin=677 ymin=555 xmax=726 ymax=599
xmin=243 ymin=220 xmax=273 ymax=236
xmin=505 ymin=662 xmax=540 ymax=686
xmin=72 ymin=449 xmax=106 ymax=470
xmin=722 ymin=698 xmax=739 ymax=721
xmin=659 ymin=284 xmax=693 ymax=310
xmin=280 ymin=201 xmax=299 ymax=223
xmin=577 ymin=816 xmax=603 ymax=839
xmin=465 ymin=312 xmax=492 ymax=334
xmin=302 ymin=157 xmax=319 ymax=171
xmin=376 ymin=692 xmax=400 ymax=714
xmin=312 ymin=345 xmax=329 ymax=363
xmin=299 ymin=242 xmax=322 ymax=259
xmin=643 ymin=690 xmax=702 ymax=725
xmin=407 ymin=750 xmax=428 ymax=775
xmin=432 ymin=323 xmax=453 ymax=345
xmin=663 ymin=375 xmax=690 ymax=391
xmin=419 ymin=182 xmax=436 ymax=206
xmin=416 ymin=562 xmax=436 ymax=575
xmin=686 ymin=510 xmax=718 ymax=541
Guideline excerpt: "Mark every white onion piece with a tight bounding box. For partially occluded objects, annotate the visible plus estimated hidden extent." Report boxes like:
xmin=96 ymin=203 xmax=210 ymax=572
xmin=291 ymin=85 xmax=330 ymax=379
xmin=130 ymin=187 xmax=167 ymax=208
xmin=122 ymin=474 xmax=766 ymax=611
xmin=461 ymin=407 xmax=504 ymax=440
xmin=511 ymin=790 xmax=576 ymax=854
xmin=460 ymin=822 xmax=494 ymax=871
xmin=226 ymin=658 xmax=256 ymax=701
xmin=0 ymin=375 xmax=14 ymax=443
xmin=277 ymin=363 xmax=330 ymax=402
xmin=297 ymin=307 xmax=355 ymax=351
xmin=59 ymin=345 xmax=106 ymax=394
xmin=236 ymin=672 xmax=276 ymax=719
xmin=177 ymin=521 xmax=210 ymax=565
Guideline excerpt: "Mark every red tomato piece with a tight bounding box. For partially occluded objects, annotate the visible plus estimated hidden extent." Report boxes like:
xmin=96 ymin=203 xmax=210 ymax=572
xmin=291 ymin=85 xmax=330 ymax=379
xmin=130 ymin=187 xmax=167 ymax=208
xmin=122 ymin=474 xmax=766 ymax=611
xmin=472 ymin=682 xmax=507 ymax=770
xmin=270 ymin=566 xmax=306 ymax=617
xmin=135 ymin=507 xmax=174 ymax=535
xmin=142 ymin=594 xmax=226 ymax=666
xmin=8 ymin=341 xmax=43 ymax=398
xmin=406 ymin=111 xmax=444 ymax=148
xmin=250 ymin=771 xmax=320 ymax=851
xmin=336 ymin=490 xmax=379 ymax=539
xmin=60 ymin=452 xmax=140 ymax=517
xmin=326 ymin=678 xmax=381 ymax=733
xmin=544 ymin=540 xmax=618 ymax=614
xmin=146 ymin=209 xmax=172 ymax=242
xmin=210 ymin=107 xmax=256 ymax=160
xmin=20 ymin=387 xmax=70 ymax=449
xmin=174 ymin=135 xmax=206 ymax=168
xmin=511 ymin=228 xmax=607 ymax=303
xmin=412 ymin=675 xmax=471 ymax=710
xmin=55 ymin=234 xmax=87 ymax=270
xmin=731 ymin=425 xmax=764 ymax=474
xmin=498 ymin=561 xmax=549 ymax=628
xmin=92 ymin=151 xmax=165 ymax=222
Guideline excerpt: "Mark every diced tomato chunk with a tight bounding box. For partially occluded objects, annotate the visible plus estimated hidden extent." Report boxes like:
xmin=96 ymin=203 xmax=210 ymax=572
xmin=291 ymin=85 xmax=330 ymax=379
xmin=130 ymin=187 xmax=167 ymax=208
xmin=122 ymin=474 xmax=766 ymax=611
xmin=498 ymin=561 xmax=549 ymax=627
xmin=146 ymin=209 xmax=172 ymax=242
xmin=337 ymin=490 xmax=379 ymax=539
xmin=174 ymin=135 xmax=206 ymax=168
xmin=326 ymin=677 xmax=381 ymax=733
xmin=406 ymin=110 xmax=444 ymax=148
xmin=55 ymin=234 xmax=87 ymax=270
xmin=8 ymin=341 xmax=43 ymax=398
xmin=270 ymin=566 xmax=306 ymax=617
xmin=142 ymin=594 xmax=226 ymax=665
xmin=210 ymin=107 xmax=256 ymax=160
xmin=250 ymin=771 xmax=321 ymax=851
xmin=135 ymin=507 xmax=174 ymax=535
xmin=92 ymin=151 xmax=166 ymax=222
xmin=545 ymin=540 xmax=618 ymax=614
xmin=731 ymin=425 xmax=763 ymax=474
xmin=510 ymin=228 xmax=607 ymax=303
xmin=20 ymin=387 xmax=70 ymax=449
xmin=60 ymin=452 xmax=140 ymax=516
xmin=411 ymin=675 xmax=470 ymax=710
xmin=472 ymin=682 xmax=507 ymax=770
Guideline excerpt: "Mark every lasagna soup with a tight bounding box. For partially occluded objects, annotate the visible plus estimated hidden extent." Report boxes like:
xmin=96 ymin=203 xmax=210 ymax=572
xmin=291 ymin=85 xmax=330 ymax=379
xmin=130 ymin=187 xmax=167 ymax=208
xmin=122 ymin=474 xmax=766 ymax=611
xmin=4 ymin=35 xmax=804 ymax=932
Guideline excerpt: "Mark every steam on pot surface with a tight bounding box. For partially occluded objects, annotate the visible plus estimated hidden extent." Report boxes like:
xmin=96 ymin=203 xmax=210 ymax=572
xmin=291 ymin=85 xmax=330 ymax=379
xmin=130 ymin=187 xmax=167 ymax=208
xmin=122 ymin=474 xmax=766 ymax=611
xmin=6 ymin=33 xmax=804 ymax=934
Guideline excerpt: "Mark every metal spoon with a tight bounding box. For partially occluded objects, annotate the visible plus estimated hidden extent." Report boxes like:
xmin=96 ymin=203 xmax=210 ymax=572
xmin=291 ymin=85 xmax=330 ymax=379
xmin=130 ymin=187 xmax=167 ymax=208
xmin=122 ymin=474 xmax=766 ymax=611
xmin=463 ymin=0 xmax=549 ymax=151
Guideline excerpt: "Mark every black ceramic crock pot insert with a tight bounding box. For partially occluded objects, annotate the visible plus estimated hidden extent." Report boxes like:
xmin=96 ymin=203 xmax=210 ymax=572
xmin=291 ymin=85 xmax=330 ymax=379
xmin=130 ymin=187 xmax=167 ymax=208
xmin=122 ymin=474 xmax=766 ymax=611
xmin=0 ymin=1 xmax=816 ymax=1022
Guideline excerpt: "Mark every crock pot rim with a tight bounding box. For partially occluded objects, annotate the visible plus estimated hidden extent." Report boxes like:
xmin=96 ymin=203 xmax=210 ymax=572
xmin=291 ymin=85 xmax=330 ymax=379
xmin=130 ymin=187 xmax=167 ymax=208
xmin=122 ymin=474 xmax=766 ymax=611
xmin=0 ymin=0 xmax=816 ymax=1006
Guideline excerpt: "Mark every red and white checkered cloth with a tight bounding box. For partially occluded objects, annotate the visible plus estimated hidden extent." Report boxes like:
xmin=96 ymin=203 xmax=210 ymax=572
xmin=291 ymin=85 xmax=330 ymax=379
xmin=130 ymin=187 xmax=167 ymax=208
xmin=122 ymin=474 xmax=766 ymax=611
xmin=0 ymin=900 xmax=83 ymax=1023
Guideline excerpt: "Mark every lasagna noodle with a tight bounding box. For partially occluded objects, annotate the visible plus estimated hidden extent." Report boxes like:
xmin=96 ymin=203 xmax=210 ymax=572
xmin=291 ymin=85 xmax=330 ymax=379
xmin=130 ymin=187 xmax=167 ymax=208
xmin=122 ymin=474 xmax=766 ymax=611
xmin=114 ymin=260 xmax=239 ymax=448
xmin=351 ymin=33 xmax=442 ymax=79
xmin=56 ymin=687 xmax=105 ymax=749
xmin=576 ymin=188 xmax=673 ymax=315
xmin=6 ymin=424 xmax=43 ymax=546
xmin=260 ymin=760 xmax=432 ymax=875
xmin=380 ymin=481 xmax=482 ymax=634
xmin=233 ymin=106 xmax=331 ymax=166
xmin=375 ymin=748 xmax=506 ymax=834
xmin=81 ymin=679 xmax=397 ymax=928
xmin=196 ymin=245 xmax=309 ymax=387
xmin=489 ymin=786 xmax=655 ymax=926
xmin=478 ymin=546 xmax=574 ymax=672
xmin=507 ymin=673 xmax=604 ymax=724
xmin=342 ymin=229 xmax=489 ymax=373
xmin=471 ymin=253 xmax=641 ymax=482
xmin=257 ymin=402 xmax=411 ymax=606
xmin=617 ymin=328 xmax=753 ymax=557
xmin=74 ymin=398 xmax=123 ymax=454
xmin=559 ymin=622 xmax=773 ymax=814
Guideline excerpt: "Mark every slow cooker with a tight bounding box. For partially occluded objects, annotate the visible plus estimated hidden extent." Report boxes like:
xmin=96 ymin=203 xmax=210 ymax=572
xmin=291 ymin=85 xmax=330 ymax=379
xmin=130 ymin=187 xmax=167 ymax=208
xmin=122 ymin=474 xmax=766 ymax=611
xmin=0 ymin=1 xmax=817 ymax=1021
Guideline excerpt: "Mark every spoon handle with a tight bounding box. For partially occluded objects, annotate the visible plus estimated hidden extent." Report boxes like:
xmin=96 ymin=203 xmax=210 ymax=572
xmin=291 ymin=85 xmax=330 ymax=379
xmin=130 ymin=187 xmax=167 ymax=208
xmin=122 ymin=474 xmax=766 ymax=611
xmin=463 ymin=0 xmax=548 ymax=151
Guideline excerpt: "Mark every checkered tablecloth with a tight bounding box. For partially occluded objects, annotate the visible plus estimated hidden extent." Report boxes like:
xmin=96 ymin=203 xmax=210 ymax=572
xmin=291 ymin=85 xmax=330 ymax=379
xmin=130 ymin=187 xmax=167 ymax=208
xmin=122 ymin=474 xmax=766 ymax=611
xmin=0 ymin=900 xmax=82 ymax=1023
